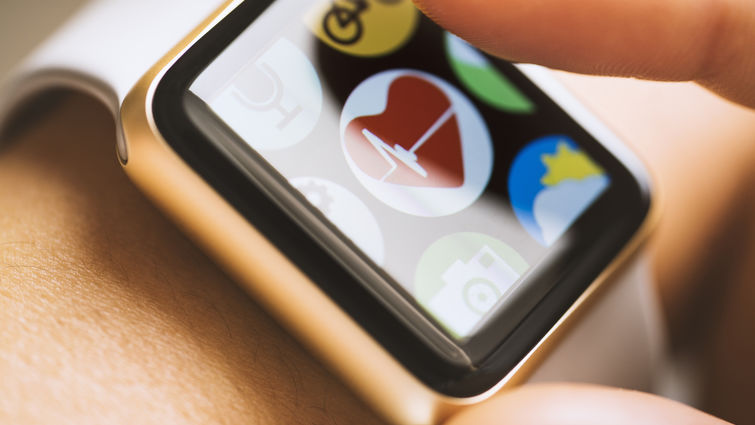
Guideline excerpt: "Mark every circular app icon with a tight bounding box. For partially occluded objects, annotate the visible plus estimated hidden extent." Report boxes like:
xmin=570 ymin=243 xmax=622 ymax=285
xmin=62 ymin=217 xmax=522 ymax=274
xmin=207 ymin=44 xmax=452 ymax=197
xmin=291 ymin=176 xmax=385 ymax=264
xmin=414 ymin=232 xmax=529 ymax=338
xmin=508 ymin=135 xmax=610 ymax=246
xmin=444 ymin=32 xmax=535 ymax=114
xmin=340 ymin=69 xmax=493 ymax=217
xmin=306 ymin=0 xmax=419 ymax=57
xmin=207 ymin=38 xmax=322 ymax=151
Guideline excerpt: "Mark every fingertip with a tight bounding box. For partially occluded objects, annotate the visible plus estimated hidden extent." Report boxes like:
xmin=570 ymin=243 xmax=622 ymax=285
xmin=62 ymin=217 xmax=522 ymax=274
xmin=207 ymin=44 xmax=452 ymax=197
xmin=444 ymin=384 xmax=729 ymax=425
xmin=412 ymin=0 xmax=746 ymax=83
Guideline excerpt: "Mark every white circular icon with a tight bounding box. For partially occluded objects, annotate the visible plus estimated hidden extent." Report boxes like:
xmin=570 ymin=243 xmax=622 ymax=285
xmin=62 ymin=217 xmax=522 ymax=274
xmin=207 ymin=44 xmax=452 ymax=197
xmin=291 ymin=177 xmax=385 ymax=265
xmin=209 ymin=37 xmax=323 ymax=150
xmin=340 ymin=69 xmax=493 ymax=217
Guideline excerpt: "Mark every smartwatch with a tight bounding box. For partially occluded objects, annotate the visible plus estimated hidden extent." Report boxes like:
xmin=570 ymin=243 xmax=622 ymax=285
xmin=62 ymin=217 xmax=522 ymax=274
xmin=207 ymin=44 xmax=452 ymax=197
xmin=0 ymin=0 xmax=664 ymax=424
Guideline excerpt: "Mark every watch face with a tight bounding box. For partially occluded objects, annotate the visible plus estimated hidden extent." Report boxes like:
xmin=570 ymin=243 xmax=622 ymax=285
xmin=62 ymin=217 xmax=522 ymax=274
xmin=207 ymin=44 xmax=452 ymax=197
xmin=153 ymin=0 xmax=651 ymax=397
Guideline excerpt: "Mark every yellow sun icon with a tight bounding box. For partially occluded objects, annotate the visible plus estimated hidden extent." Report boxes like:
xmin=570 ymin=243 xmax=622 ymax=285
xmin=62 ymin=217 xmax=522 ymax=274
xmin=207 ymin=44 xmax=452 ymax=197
xmin=540 ymin=141 xmax=604 ymax=186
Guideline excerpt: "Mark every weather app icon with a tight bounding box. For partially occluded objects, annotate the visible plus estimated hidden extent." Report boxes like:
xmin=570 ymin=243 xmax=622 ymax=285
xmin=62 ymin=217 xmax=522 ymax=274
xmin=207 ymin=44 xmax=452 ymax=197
xmin=508 ymin=135 xmax=610 ymax=245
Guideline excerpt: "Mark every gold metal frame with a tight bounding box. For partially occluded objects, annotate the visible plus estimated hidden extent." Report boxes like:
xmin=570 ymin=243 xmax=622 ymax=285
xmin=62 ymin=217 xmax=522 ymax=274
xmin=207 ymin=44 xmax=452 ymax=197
xmin=119 ymin=1 xmax=659 ymax=423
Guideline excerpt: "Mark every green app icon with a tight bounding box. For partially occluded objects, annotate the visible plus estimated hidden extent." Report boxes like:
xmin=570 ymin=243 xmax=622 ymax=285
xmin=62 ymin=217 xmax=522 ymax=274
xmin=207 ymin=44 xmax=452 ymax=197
xmin=445 ymin=32 xmax=535 ymax=114
xmin=414 ymin=232 xmax=529 ymax=338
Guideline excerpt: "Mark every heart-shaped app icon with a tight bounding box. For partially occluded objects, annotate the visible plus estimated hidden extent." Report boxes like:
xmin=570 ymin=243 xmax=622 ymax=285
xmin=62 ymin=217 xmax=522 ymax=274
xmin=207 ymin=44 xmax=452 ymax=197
xmin=341 ymin=70 xmax=492 ymax=217
xmin=344 ymin=75 xmax=465 ymax=188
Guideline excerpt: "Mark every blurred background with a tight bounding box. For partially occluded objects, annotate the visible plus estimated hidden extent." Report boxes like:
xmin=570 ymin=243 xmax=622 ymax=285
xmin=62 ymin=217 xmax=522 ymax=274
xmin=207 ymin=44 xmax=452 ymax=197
xmin=0 ymin=0 xmax=88 ymax=79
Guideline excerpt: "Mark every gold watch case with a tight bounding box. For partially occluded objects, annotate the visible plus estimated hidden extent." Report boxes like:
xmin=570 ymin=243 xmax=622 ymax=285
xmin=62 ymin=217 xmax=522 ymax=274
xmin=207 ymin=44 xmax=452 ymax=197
xmin=119 ymin=1 xmax=659 ymax=423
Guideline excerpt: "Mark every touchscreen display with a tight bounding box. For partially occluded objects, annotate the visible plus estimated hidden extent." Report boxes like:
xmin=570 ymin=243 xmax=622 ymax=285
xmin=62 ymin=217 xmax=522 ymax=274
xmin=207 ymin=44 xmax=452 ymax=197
xmin=189 ymin=0 xmax=611 ymax=340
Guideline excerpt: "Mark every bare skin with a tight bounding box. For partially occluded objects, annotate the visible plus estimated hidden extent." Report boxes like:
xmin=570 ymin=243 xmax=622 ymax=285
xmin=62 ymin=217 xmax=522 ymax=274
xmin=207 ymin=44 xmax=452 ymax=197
xmin=445 ymin=384 xmax=730 ymax=425
xmin=413 ymin=0 xmax=755 ymax=108
xmin=1 ymin=0 xmax=755 ymax=422
xmin=0 ymin=94 xmax=384 ymax=425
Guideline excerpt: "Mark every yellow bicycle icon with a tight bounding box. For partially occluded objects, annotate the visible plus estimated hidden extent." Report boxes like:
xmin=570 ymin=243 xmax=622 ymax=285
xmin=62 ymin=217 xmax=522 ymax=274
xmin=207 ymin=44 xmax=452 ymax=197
xmin=322 ymin=0 xmax=402 ymax=45
xmin=307 ymin=0 xmax=418 ymax=57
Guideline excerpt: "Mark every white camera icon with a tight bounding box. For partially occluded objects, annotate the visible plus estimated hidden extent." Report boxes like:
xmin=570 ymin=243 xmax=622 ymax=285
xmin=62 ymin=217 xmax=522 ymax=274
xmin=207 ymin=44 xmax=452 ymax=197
xmin=427 ymin=245 xmax=520 ymax=337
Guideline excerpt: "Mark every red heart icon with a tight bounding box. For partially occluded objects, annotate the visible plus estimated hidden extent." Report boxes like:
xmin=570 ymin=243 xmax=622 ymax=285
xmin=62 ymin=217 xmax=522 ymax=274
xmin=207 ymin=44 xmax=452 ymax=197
xmin=344 ymin=75 xmax=464 ymax=188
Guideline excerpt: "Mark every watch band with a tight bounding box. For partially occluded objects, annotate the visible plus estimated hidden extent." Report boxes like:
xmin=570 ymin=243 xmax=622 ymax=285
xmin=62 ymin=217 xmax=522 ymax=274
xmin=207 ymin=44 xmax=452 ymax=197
xmin=528 ymin=255 xmax=664 ymax=390
xmin=0 ymin=0 xmax=665 ymax=393
xmin=0 ymin=0 xmax=224 ymax=126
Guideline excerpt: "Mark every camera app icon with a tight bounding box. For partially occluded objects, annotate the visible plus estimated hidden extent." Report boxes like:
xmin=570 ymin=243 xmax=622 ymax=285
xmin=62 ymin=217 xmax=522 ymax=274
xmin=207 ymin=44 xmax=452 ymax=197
xmin=414 ymin=233 xmax=529 ymax=338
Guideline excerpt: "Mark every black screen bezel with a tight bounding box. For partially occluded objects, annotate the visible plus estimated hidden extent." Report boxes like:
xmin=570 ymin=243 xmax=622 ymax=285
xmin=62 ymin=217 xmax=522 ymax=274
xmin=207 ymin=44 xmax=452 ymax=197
xmin=151 ymin=0 xmax=652 ymax=397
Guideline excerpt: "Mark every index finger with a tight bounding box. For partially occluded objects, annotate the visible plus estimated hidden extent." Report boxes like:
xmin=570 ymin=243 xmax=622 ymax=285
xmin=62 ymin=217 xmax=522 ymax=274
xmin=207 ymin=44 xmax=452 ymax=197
xmin=413 ymin=0 xmax=755 ymax=107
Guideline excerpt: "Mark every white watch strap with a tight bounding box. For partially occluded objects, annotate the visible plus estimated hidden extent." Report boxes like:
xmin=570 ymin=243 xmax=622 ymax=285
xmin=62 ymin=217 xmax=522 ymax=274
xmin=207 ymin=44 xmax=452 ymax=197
xmin=529 ymin=254 xmax=665 ymax=391
xmin=0 ymin=0 xmax=224 ymax=124
xmin=0 ymin=0 xmax=666 ymax=395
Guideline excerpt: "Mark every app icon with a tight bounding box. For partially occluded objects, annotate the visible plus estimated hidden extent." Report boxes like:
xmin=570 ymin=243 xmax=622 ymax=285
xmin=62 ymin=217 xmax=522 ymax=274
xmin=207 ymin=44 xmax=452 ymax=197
xmin=445 ymin=32 xmax=535 ymax=114
xmin=414 ymin=232 xmax=529 ymax=338
xmin=340 ymin=70 xmax=493 ymax=217
xmin=208 ymin=38 xmax=322 ymax=150
xmin=291 ymin=176 xmax=385 ymax=264
xmin=508 ymin=135 xmax=610 ymax=245
xmin=306 ymin=0 xmax=419 ymax=57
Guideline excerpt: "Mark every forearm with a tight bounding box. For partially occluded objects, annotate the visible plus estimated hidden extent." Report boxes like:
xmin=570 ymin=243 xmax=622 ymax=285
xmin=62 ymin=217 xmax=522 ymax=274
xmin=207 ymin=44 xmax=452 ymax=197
xmin=0 ymin=92 xmax=384 ymax=424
